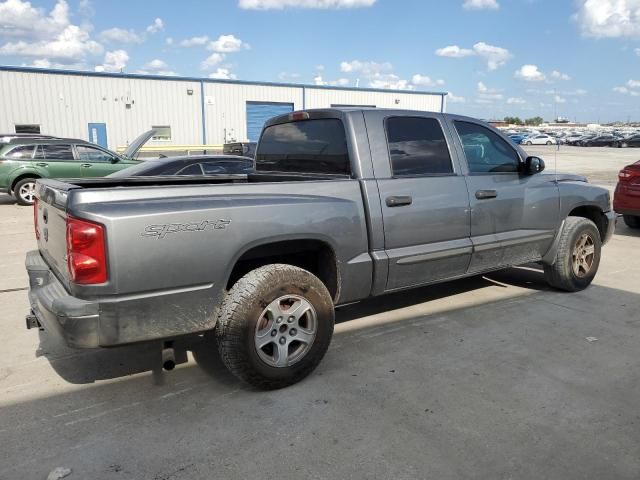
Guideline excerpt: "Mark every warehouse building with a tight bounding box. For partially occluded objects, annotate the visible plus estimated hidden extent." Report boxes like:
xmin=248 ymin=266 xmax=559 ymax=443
xmin=0 ymin=66 xmax=447 ymax=152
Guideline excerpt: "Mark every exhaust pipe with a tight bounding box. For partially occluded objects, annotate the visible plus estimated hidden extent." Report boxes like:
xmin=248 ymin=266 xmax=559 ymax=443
xmin=162 ymin=345 xmax=176 ymax=371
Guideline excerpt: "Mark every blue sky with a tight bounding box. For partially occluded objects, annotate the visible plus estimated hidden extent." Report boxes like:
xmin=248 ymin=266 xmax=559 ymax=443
xmin=1 ymin=0 xmax=640 ymax=122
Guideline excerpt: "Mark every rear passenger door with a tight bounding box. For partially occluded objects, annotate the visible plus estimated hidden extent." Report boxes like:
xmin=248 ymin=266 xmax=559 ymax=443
xmin=364 ymin=111 xmax=472 ymax=291
xmin=33 ymin=144 xmax=81 ymax=178
xmin=448 ymin=119 xmax=559 ymax=272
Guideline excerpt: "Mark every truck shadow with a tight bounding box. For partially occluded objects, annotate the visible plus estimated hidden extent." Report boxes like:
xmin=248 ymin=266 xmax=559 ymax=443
xmin=0 ymin=193 xmax=16 ymax=205
xmin=35 ymin=266 xmax=550 ymax=385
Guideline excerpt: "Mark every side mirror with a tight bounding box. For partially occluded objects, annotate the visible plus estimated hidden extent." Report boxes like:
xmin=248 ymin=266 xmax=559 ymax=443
xmin=111 ymin=157 xmax=120 ymax=164
xmin=524 ymin=156 xmax=545 ymax=175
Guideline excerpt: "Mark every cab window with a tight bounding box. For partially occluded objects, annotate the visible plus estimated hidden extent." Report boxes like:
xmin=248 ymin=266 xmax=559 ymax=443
xmin=454 ymin=121 xmax=521 ymax=174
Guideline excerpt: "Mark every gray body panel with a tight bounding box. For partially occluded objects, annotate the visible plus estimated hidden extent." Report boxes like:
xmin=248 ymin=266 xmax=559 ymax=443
xmin=27 ymin=108 xmax=615 ymax=348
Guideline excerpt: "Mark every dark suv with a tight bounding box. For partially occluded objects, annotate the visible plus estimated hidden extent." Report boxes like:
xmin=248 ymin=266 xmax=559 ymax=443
xmin=0 ymin=131 xmax=153 ymax=205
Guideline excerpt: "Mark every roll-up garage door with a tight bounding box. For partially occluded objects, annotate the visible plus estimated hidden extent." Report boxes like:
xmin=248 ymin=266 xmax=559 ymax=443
xmin=246 ymin=102 xmax=294 ymax=142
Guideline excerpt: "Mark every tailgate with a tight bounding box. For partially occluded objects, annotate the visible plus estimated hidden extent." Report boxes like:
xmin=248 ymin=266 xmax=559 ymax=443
xmin=35 ymin=180 xmax=73 ymax=285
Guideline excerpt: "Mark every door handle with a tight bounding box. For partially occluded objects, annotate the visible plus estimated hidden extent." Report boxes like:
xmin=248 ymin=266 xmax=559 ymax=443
xmin=386 ymin=195 xmax=413 ymax=207
xmin=81 ymin=163 xmax=92 ymax=168
xmin=475 ymin=190 xmax=497 ymax=200
xmin=36 ymin=162 xmax=48 ymax=167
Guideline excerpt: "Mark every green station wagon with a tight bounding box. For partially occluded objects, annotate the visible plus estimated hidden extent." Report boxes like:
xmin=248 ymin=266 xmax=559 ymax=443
xmin=0 ymin=130 xmax=154 ymax=205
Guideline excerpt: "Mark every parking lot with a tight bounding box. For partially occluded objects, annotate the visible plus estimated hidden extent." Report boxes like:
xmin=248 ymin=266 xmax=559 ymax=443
xmin=1 ymin=146 xmax=639 ymax=479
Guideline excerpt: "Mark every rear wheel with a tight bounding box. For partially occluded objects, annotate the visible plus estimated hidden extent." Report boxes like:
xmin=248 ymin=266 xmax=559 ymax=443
xmin=546 ymin=141 xmax=552 ymax=145
xmin=621 ymin=142 xmax=628 ymax=148
xmin=526 ymin=141 xmax=533 ymax=145
xmin=544 ymin=216 xmax=601 ymax=292
xmin=623 ymin=215 xmax=640 ymax=229
xmin=13 ymin=177 xmax=37 ymax=206
xmin=215 ymin=264 xmax=334 ymax=389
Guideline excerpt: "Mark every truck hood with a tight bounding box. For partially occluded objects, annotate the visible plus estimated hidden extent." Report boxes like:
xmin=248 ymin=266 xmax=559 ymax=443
xmin=122 ymin=129 xmax=156 ymax=159
xmin=541 ymin=171 xmax=588 ymax=183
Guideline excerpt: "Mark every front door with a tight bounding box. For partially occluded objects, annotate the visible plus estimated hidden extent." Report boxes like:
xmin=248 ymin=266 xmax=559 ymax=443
xmin=88 ymin=123 xmax=108 ymax=148
xmin=75 ymin=144 xmax=122 ymax=177
xmin=364 ymin=111 xmax=472 ymax=292
xmin=447 ymin=119 xmax=560 ymax=272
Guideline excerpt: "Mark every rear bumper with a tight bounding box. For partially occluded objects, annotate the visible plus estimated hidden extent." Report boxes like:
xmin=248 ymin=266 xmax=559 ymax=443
xmin=26 ymin=250 xmax=220 ymax=348
xmin=613 ymin=186 xmax=640 ymax=217
xmin=26 ymin=250 xmax=100 ymax=348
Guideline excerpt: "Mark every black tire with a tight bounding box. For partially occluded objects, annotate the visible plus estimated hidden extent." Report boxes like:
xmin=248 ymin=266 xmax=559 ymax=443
xmin=623 ymin=215 xmax=640 ymax=229
xmin=215 ymin=264 xmax=334 ymax=389
xmin=526 ymin=141 xmax=532 ymax=145
xmin=13 ymin=177 xmax=37 ymax=206
xmin=546 ymin=141 xmax=552 ymax=145
xmin=544 ymin=216 xmax=602 ymax=292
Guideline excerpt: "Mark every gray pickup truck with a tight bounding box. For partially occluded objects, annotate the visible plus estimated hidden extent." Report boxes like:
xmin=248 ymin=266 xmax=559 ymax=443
xmin=26 ymin=108 xmax=615 ymax=389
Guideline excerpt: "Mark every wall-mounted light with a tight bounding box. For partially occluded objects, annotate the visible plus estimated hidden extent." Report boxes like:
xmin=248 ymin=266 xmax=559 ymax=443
xmin=186 ymin=88 xmax=194 ymax=96
xmin=395 ymin=99 xmax=400 ymax=105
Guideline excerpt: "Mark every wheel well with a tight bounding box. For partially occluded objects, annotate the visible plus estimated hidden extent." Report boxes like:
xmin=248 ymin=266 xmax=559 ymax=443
xmin=227 ymin=240 xmax=340 ymax=302
xmin=568 ymin=205 xmax=607 ymax=241
xmin=10 ymin=173 xmax=39 ymax=192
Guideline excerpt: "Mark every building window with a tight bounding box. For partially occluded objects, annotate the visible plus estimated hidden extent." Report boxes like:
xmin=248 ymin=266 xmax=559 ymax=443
xmin=151 ymin=126 xmax=171 ymax=141
xmin=15 ymin=124 xmax=41 ymax=134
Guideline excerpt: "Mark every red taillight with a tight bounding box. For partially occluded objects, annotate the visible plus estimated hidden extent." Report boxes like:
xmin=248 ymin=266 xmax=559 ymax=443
xmin=33 ymin=198 xmax=40 ymax=240
xmin=66 ymin=217 xmax=107 ymax=284
xmin=619 ymin=168 xmax=640 ymax=182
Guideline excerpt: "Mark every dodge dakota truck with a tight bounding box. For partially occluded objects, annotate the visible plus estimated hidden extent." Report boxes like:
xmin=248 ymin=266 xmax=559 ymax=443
xmin=26 ymin=108 xmax=615 ymax=389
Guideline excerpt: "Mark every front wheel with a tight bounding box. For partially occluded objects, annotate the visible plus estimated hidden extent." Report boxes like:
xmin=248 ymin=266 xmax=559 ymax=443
xmin=215 ymin=264 xmax=335 ymax=389
xmin=14 ymin=177 xmax=37 ymax=206
xmin=526 ymin=141 xmax=532 ymax=145
xmin=546 ymin=141 xmax=552 ymax=145
xmin=623 ymin=215 xmax=640 ymax=229
xmin=544 ymin=217 xmax=601 ymax=292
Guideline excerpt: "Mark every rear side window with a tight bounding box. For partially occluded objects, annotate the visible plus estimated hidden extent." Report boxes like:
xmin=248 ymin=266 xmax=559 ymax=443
xmin=34 ymin=144 xmax=73 ymax=160
xmin=256 ymin=119 xmax=351 ymax=175
xmin=454 ymin=121 xmax=520 ymax=174
xmin=385 ymin=117 xmax=453 ymax=176
xmin=176 ymin=164 xmax=203 ymax=175
xmin=5 ymin=145 xmax=35 ymax=159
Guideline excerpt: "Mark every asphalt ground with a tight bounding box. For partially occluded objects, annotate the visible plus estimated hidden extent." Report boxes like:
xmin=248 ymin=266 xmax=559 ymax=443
xmin=0 ymin=146 xmax=639 ymax=479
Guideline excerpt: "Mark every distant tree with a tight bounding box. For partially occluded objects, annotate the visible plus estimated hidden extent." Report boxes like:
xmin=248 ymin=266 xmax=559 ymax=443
xmin=504 ymin=116 xmax=523 ymax=125
xmin=525 ymin=116 xmax=544 ymax=126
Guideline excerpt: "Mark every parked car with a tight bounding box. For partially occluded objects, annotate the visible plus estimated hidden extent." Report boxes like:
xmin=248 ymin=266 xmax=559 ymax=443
xmin=0 ymin=130 xmax=154 ymax=205
xmin=522 ymin=134 xmax=557 ymax=146
xmin=26 ymin=109 xmax=615 ymax=389
xmin=223 ymin=142 xmax=257 ymax=158
xmin=579 ymin=134 xmax=620 ymax=147
xmin=613 ymin=134 xmax=640 ymax=148
xmin=508 ymin=134 xmax=529 ymax=144
xmin=613 ymin=160 xmax=640 ymax=228
xmin=109 ymin=155 xmax=255 ymax=178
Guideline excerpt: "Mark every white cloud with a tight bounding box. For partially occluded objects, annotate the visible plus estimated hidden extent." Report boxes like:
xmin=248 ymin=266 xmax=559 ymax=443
xmin=313 ymin=75 xmax=349 ymax=86
xmin=136 ymin=59 xmax=176 ymax=76
xmin=411 ymin=74 xmax=445 ymax=87
xmin=209 ymin=67 xmax=237 ymax=80
xmin=99 ymin=27 xmax=143 ymax=44
xmin=180 ymin=35 xmax=209 ymax=47
xmin=476 ymin=81 xmax=503 ymax=101
xmin=627 ymin=79 xmax=640 ymax=88
xmin=473 ymin=42 xmax=510 ymax=70
xmin=566 ymin=88 xmax=588 ymax=95
xmin=550 ymin=70 xmax=571 ymax=81
xmin=507 ymin=97 xmax=526 ymax=104
xmin=514 ymin=64 xmax=546 ymax=82
xmin=575 ymin=0 xmax=640 ymax=38
xmin=0 ymin=24 xmax=102 ymax=62
xmin=463 ymin=0 xmax=499 ymax=10
xmin=434 ymin=41 xmax=510 ymax=70
xmin=208 ymin=34 xmax=249 ymax=53
xmin=315 ymin=64 xmax=325 ymax=71
xmin=554 ymin=95 xmax=567 ymax=104
xmin=278 ymin=71 xmax=301 ymax=81
xmin=95 ymin=49 xmax=128 ymax=72
xmin=447 ymin=91 xmax=466 ymax=103
xmin=239 ymin=0 xmax=376 ymax=9
xmin=165 ymin=37 xmax=174 ymax=46
xmin=340 ymin=59 xmax=392 ymax=75
xmin=435 ymin=45 xmax=475 ymax=57
xmin=367 ymin=73 xmax=413 ymax=90
xmin=200 ymin=52 xmax=225 ymax=70
xmin=0 ymin=0 xmax=70 ymax=39
xmin=146 ymin=17 xmax=163 ymax=33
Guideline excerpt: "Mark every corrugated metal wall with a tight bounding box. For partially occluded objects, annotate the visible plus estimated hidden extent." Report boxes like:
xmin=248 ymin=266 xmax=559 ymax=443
xmin=0 ymin=69 xmax=445 ymax=149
